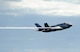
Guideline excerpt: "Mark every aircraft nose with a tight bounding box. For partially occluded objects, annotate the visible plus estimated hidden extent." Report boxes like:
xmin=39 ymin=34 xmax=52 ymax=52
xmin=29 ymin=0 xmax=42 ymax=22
xmin=69 ymin=24 xmax=72 ymax=27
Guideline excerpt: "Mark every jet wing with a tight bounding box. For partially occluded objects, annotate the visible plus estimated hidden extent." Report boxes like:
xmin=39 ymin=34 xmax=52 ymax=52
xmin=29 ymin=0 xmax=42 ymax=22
xmin=51 ymin=26 xmax=63 ymax=29
xmin=38 ymin=26 xmax=62 ymax=29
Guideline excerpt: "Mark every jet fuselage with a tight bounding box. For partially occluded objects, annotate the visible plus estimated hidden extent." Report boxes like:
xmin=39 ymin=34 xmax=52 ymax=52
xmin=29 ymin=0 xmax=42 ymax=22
xmin=35 ymin=23 xmax=72 ymax=32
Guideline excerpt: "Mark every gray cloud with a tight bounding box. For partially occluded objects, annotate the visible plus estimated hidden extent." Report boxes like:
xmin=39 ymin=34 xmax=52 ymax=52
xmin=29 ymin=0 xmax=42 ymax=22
xmin=0 ymin=0 xmax=80 ymax=16
xmin=0 ymin=1 xmax=18 ymax=16
xmin=0 ymin=0 xmax=21 ymax=2
xmin=44 ymin=0 xmax=80 ymax=4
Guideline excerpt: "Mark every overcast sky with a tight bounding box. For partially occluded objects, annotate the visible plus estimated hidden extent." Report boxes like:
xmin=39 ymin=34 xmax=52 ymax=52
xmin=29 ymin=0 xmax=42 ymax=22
xmin=0 ymin=0 xmax=80 ymax=52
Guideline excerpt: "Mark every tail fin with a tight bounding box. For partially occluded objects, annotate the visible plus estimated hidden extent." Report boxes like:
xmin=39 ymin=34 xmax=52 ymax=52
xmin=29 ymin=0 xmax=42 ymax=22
xmin=44 ymin=23 xmax=49 ymax=27
xmin=35 ymin=23 xmax=42 ymax=27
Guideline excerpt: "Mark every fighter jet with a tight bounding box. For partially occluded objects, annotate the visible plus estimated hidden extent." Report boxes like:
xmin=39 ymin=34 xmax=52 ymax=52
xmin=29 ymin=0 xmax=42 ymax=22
xmin=35 ymin=23 xmax=72 ymax=32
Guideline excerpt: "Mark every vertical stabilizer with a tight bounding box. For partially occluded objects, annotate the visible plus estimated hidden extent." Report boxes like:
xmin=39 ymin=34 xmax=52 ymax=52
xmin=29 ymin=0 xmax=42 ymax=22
xmin=44 ymin=23 xmax=49 ymax=27
xmin=35 ymin=23 xmax=42 ymax=27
